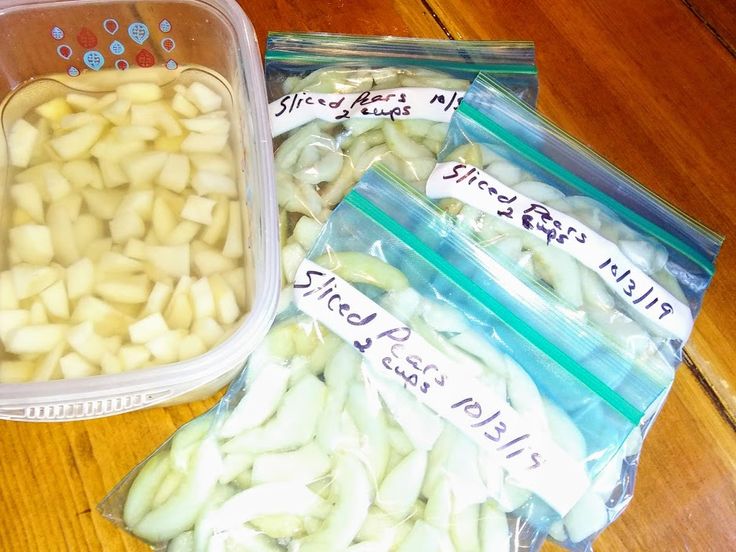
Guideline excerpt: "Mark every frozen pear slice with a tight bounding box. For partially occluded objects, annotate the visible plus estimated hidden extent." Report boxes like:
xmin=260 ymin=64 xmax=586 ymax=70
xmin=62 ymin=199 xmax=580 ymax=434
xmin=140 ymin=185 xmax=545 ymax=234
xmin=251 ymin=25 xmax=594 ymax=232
xmin=200 ymin=199 xmax=229 ymax=246
xmin=181 ymin=195 xmax=216 ymax=225
xmin=112 ymin=125 xmax=159 ymax=142
xmin=40 ymin=281 xmax=70 ymax=319
xmin=9 ymin=225 xmax=54 ymax=264
xmin=59 ymin=112 xmax=106 ymax=130
xmin=192 ymin=170 xmax=237 ymax=198
xmin=59 ymin=352 xmax=97 ymax=378
xmin=117 ymin=190 xmax=154 ymax=220
xmin=84 ymin=238 xmax=113 ymax=262
xmin=157 ymin=153 xmax=190 ymax=192
xmin=8 ymin=119 xmax=39 ymax=168
xmin=145 ymin=244 xmax=190 ymax=278
xmin=94 ymin=274 xmax=151 ymax=304
xmin=172 ymin=93 xmax=198 ymax=118
xmin=10 ymin=183 xmax=44 ymax=223
xmin=100 ymin=353 xmax=122 ymax=374
xmin=116 ymin=82 xmax=163 ymax=103
xmin=5 ymin=324 xmax=67 ymax=354
xmin=66 ymin=258 xmax=95 ymax=300
xmin=190 ymin=277 xmax=215 ymax=319
xmin=65 ymin=93 xmax=96 ymax=110
xmin=49 ymin=123 xmax=105 ymax=160
xmin=73 ymin=214 xmax=105 ymax=255
xmin=181 ymin=115 xmax=230 ymax=134
xmin=97 ymin=251 xmax=144 ymax=273
xmin=29 ymin=301 xmax=48 ymax=324
xmin=40 ymin=165 xmax=72 ymax=202
xmin=92 ymin=138 xmax=146 ymax=162
xmin=223 ymin=268 xmax=247 ymax=310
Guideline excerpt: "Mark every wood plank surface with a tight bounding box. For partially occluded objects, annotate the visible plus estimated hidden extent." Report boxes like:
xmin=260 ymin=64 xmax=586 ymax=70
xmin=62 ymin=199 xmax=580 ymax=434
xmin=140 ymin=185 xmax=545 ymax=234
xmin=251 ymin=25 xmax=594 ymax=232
xmin=685 ymin=0 xmax=736 ymax=56
xmin=0 ymin=1 xmax=735 ymax=551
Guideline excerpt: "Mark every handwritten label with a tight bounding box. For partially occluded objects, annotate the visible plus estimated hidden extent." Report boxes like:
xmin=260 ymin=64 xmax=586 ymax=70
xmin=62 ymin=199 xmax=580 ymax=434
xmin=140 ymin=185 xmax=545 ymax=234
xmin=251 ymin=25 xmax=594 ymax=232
xmin=426 ymin=162 xmax=694 ymax=342
xmin=269 ymin=87 xmax=463 ymax=137
xmin=294 ymin=259 xmax=590 ymax=514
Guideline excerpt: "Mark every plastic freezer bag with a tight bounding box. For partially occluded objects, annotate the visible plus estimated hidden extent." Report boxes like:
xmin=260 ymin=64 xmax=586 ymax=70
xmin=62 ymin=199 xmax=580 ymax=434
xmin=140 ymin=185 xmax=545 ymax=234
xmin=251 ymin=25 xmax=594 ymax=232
xmin=426 ymin=73 xmax=722 ymax=376
xmin=99 ymin=165 xmax=670 ymax=551
xmin=265 ymin=32 xmax=537 ymax=282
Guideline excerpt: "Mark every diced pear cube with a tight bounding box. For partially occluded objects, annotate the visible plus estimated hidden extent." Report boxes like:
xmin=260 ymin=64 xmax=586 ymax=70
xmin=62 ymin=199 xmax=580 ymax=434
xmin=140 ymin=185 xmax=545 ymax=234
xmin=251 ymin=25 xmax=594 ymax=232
xmin=186 ymin=82 xmax=223 ymax=113
xmin=124 ymin=239 xmax=147 ymax=260
xmin=223 ymin=201 xmax=244 ymax=258
xmin=117 ymin=190 xmax=155 ymax=220
xmin=113 ymin=125 xmax=160 ymax=142
xmin=9 ymin=224 xmax=54 ymax=264
xmin=104 ymin=335 xmax=122 ymax=353
xmin=110 ymin=211 xmax=146 ymax=244
xmin=189 ymin=154 xmax=233 ymax=176
xmin=73 ymin=214 xmax=105 ymax=255
xmin=66 ymin=258 xmax=95 ymax=300
xmin=8 ymin=119 xmax=39 ymax=168
xmin=146 ymin=329 xmax=184 ymax=363
xmin=82 ymin=188 xmax=124 ymax=219
xmin=161 ymin=221 xmax=200 ymax=246
xmin=35 ymin=97 xmax=72 ymax=122
xmin=71 ymin=296 xmax=131 ymax=336
xmin=5 ymin=324 xmax=66 ymax=354
xmin=143 ymin=281 xmax=174 ymax=316
xmin=97 ymin=251 xmax=143 ymax=273
xmin=209 ymin=274 xmax=241 ymax=325
xmin=182 ymin=116 xmax=230 ymax=134
xmin=192 ymin=170 xmax=237 ymax=198
xmin=119 ymin=344 xmax=150 ymax=370
xmin=101 ymin=352 xmax=123 ymax=374
xmin=145 ymin=244 xmax=190 ymax=278
xmin=29 ymin=300 xmax=48 ymax=324
xmin=192 ymin=317 xmax=224 ymax=347
xmin=11 ymin=264 xmax=60 ymax=299
xmin=59 ymin=352 xmax=96 ymax=378
xmin=181 ymin=132 xmax=228 ymax=154
xmin=11 ymin=209 xmax=33 ymax=226
xmin=62 ymin=159 xmax=103 ymax=189
xmin=122 ymin=151 xmax=168 ymax=188
xmin=99 ymin=159 xmax=129 ymax=188
xmin=157 ymin=110 xmax=182 ymax=137
xmin=153 ymin=135 xmax=185 ymax=153
xmin=293 ymin=217 xmax=323 ymax=251
xmin=59 ymin=112 xmax=106 ymax=130
xmin=200 ymin=199 xmax=229 ymax=246
xmin=223 ymin=268 xmax=247 ymax=310
xmin=41 ymin=166 xmax=72 ymax=202
xmin=49 ymin=123 xmax=105 ymax=160
xmin=95 ymin=275 xmax=150 ymax=304
xmin=116 ymin=82 xmax=163 ymax=103
xmin=129 ymin=312 xmax=169 ymax=344
xmin=15 ymin=161 xmax=57 ymax=184
xmin=193 ymin=247 xmax=237 ymax=276
xmin=84 ymin=238 xmax=113 ymax=262
xmin=65 ymin=93 xmax=97 ymax=110
xmin=101 ymin=97 xmax=132 ymax=126
xmin=67 ymin=321 xmax=107 ymax=362
xmin=172 ymin=93 xmax=199 ymax=118
xmin=0 ymin=360 xmax=35 ymax=383
xmin=0 ymin=309 xmax=30 ymax=342
xmin=92 ymin=138 xmax=146 ymax=162
xmin=181 ymin=195 xmax=216 ymax=225
xmin=46 ymin=203 xmax=79 ymax=266
xmin=10 ymin=183 xmax=44 ymax=223
xmin=40 ymin=281 xmax=70 ymax=319
xmin=164 ymin=279 xmax=193 ymax=330
xmin=152 ymin=196 xmax=178 ymax=242
xmin=178 ymin=333 xmax=207 ymax=360
xmin=89 ymin=93 xmax=118 ymax=113
xmin=157 ymin=153 xmax=190 ymax=192
xmin=190 ymin=277 xmax=215 ymax=319
xmin=33 ymin=342 xmax=65 ymax=381
xmin=0 ymin=271 xmax=19 ymax=309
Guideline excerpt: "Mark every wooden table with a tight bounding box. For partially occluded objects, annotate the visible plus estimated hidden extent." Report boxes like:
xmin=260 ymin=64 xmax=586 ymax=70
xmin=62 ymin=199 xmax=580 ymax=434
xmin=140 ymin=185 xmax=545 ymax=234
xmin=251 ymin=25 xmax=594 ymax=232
xmin=2 ymin=1 xmax=735 ymax=550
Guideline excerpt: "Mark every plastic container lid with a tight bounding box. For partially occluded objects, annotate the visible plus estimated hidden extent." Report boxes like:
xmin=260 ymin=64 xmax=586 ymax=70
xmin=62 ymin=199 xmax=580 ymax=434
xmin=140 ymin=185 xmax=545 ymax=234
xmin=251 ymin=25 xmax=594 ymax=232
xmin=0 ymin=0 xmax=279 ymax=420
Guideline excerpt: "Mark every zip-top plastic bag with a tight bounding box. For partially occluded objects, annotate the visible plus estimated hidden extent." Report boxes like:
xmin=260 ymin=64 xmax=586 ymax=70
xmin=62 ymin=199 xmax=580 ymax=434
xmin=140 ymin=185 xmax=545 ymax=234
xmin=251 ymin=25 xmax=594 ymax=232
xmin=425 ymin=73 xmax=722 ymax=378
xmin=265 ymin=32 xmax=537 ymax=283
xmin=100 ymin=165 xmax=670 ymax=551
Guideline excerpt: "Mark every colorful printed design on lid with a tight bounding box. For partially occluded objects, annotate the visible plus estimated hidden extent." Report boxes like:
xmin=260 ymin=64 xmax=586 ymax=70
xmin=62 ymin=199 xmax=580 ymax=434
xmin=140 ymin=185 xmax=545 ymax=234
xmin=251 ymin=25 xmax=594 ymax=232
xmin=128 ymin=22 xmax=149 ymax=45
xmin=67 ymin=66 xmax=80 ymax=77
xmin=83 ymin=50 xmax=105 ymax=71
xmin=159 ymin=19 xmax=172 ymax=33
xmin=110 ymin=40 xmax=125 ymax=55
xmin=165 ymin=59 xmax=178 ymax=70
xmin=56 ymin=44 xmax=73 ymax=60
xmin=161 ymin=37 xmax=176 ymax=53
xmin=51 ymin=26 xmax=64 ymax=40
xmin=77 ymin=27 xmax=98 ymax=49
xmin=115 ymin=59 xmax=129 ymax=71
xmin=136 ymin=49 xmax=155 ymax=68
xmin=103 ymin=18 xmax=119 ymax=35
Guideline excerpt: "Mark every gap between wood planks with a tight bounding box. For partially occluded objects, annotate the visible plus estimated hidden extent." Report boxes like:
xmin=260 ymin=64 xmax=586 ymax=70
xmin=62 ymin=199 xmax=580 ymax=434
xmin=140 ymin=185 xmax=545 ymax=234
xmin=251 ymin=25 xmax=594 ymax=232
xmin=680 ymin=0 xmax=736 ymax=59
xmin=418 ymin=0 xmax=736 ymax=433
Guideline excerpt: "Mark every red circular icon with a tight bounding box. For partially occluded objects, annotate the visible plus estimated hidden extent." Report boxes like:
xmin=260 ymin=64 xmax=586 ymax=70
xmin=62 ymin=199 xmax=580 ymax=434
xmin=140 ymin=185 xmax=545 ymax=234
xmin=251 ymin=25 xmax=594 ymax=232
xmin=115 ymin=59 xmax=129 ymax=71
xmin=135 ymin=49 xmax=155 ymax=68
xmin=77 ymin=27 xmax=97 ymax=49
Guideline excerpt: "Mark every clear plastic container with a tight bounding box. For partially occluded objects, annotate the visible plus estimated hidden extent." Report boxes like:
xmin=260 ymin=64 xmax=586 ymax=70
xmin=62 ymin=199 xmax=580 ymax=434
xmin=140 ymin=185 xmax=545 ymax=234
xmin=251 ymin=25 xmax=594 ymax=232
xmin=0 ymin=0 xmax=279 ymax=420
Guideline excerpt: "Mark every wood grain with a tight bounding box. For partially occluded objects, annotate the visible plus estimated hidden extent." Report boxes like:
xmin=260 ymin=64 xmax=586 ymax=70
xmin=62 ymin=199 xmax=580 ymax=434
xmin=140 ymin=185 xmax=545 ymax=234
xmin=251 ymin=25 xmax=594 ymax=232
xmin=0 ymin=1 xmax=735 ymax=551
xmin=684 ymin=0 xmax=736 ymax=56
